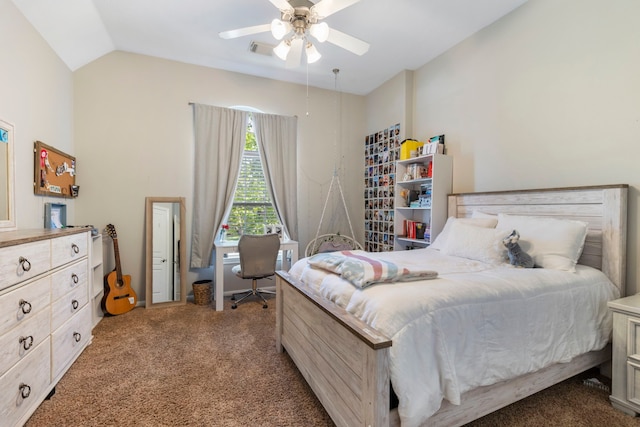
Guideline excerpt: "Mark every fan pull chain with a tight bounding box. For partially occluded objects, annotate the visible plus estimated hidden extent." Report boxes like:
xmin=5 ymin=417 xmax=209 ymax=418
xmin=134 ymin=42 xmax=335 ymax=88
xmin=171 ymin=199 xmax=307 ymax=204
xmin=306 ymin=61 xmax=310 ymax=117
xmin=333 ymin=68 xmax=340 ymax=175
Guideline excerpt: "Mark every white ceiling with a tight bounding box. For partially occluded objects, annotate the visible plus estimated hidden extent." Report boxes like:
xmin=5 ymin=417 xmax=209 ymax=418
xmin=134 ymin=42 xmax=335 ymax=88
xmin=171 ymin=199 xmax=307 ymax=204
xmin=12 ymin=0 xmax=527 ymax=95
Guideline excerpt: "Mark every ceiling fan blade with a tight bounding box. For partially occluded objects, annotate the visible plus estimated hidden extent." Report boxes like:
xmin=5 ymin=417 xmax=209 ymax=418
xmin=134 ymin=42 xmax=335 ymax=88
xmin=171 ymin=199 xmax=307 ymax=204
xmin=326 ymin=28 xmax=369 ymax=56
xmin=286 ymin=38 xmax=303 ymax=68
xmin=219 ymin=23 xmax=271 ymax=40
xmin=269 ymin=0 xmax=294 ymax=13
xmin=311 ymin=0 xmax=360 ymax=18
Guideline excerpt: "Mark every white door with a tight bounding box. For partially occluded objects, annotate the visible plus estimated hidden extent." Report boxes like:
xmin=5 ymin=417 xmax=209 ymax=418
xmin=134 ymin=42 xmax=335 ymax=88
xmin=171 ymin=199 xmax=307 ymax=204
xmin=152 ymin=204 xmax=172 ymax=303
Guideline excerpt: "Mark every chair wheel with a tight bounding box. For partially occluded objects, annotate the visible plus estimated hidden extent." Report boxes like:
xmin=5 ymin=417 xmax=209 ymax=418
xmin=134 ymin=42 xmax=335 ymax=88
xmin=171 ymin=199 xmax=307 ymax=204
xmin=263 ymin=304 xmax=268 ymax=309
xmin=231 ymin=304 xmax=237 ymax=309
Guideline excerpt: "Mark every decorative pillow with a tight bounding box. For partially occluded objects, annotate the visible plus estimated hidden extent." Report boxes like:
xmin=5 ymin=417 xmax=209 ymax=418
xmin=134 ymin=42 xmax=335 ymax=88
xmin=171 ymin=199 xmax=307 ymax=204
xmin=440 ymin=221 xmax=507 ymax=264
xmin=496 ymin=214 xmax=588 ymax=272
xmin=430 ymin=216 xmax=498 ymax=251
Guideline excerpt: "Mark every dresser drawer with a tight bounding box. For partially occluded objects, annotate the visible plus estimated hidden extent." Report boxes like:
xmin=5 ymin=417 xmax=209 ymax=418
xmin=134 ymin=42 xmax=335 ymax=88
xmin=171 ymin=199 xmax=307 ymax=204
xmin=0 ymin=240 xmax=51 ymax=291
xmin=51 ymin=232 xmax=88 ymax=269
xmin=627 ymin=359 xmax=640 ymax=409
xmin=0 ymin=338 xmax=51 ymax=426
xmin=0 ymin=308 xmax=50 ymax=378
xmin=52 ymin=305 xmax=91 ymax=379
xmin=51 ymin=281 xmax=88 ymax=331
xmin=51 ymin=259 xmax=88 ymax=302
xmin=627 ymin=317 xmax=640 ymax=357
xmin=0 ymin=276 xmax=50 ymax=333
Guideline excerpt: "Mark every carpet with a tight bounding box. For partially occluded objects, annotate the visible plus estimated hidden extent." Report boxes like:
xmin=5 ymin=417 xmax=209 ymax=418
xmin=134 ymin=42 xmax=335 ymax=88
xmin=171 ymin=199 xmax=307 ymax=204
xmin=26 ymin=298 xmax=639 ymax=426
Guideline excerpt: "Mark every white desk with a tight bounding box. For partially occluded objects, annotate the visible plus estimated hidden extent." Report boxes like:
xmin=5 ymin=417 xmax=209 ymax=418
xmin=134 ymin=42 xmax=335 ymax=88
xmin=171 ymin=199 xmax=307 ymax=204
xmin=213 ymin=239 xmax=299 ymax=311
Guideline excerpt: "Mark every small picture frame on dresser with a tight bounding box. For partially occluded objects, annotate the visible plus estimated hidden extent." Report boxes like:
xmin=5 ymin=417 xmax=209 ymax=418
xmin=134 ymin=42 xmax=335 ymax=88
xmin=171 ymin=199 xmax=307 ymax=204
xmin=44 ymin=202 xmax=67 ymax=228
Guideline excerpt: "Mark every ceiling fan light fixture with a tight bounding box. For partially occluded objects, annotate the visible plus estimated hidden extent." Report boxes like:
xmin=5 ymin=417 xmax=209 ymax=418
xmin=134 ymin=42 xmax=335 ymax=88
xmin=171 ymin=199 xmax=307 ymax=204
xmin=273 ymin=39 xmax=291 ymax=60
xmin=305 ymin=42 xmax=321 ymax=63
xmin=309 ymin=22 xmax=329 ymax=43
xmin=270 ymin=18 xmax=290 ymax=40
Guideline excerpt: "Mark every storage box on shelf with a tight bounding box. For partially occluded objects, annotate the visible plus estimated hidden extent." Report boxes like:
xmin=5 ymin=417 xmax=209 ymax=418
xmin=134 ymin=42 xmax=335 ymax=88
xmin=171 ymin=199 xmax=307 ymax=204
xmin=0 ymin=228 xmax=92 ymax=427
xmin=394 ymin=153 xmax=452 ymax=250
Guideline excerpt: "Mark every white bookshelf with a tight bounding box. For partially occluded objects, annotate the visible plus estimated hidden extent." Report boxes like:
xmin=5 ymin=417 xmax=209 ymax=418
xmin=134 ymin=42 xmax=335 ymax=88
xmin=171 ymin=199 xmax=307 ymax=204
xmin=394 ymin=154 xmax=452 ymax=250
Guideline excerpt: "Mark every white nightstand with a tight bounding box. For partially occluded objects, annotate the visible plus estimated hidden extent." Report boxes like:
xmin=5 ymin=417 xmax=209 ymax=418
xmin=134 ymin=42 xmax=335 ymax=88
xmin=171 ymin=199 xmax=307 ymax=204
xmin=608 ymin=294 xmax=640 ymax=417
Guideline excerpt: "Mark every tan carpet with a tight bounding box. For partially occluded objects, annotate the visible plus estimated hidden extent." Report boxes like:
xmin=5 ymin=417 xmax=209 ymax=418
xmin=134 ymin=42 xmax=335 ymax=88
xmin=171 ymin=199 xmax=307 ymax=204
xmin=26 ymin=298 xmax=640 ymax=426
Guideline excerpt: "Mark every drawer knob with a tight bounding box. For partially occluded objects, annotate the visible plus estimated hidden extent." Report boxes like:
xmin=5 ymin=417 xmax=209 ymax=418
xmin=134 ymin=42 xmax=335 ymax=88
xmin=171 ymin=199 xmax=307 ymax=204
xmin=72 ymin=273 xmax=79 ymax=284
xmin=72 ymin=243 xmax=80 ymax=254
xmin=73 ymin=332 xmax=82 ymax=342
xmin=19 ymin=299 xmax=32 ymax=314
xmin=19 ymin=335 xmax=34 ymax=351
xmin=18 ymin=256 xmax=31 ymax=272
xmin=19 ymin=383 xmax=31 ymax=399
xmin=71 ymin=299 xmax=79 ymax=310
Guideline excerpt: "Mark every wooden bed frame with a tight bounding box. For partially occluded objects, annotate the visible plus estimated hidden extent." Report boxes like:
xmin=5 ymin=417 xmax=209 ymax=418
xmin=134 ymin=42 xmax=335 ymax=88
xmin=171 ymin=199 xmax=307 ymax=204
xmin=275 ymin=185 xmax=628 ymax=427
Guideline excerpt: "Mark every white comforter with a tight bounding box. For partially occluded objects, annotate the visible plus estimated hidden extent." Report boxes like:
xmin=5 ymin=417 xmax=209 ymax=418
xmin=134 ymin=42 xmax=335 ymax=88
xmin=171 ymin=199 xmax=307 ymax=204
xmin=288 ymin=248 xmax=619 ymax=427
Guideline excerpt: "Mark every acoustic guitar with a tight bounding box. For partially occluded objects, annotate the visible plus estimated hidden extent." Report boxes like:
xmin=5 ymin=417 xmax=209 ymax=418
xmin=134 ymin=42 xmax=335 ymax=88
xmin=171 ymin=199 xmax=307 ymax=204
xmin=102 ymin=224 xmax=137 ymax=315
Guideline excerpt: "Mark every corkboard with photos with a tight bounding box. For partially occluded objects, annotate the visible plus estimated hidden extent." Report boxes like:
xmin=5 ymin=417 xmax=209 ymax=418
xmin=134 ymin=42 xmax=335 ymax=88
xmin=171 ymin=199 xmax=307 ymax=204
xmin=364 ymin=123 xmax=401 ymax=252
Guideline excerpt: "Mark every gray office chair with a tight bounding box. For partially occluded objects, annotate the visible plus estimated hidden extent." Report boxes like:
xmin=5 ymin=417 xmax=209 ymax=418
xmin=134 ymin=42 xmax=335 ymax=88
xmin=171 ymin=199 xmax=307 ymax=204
xmin=230 ymin=233 xmax=280 ymax=309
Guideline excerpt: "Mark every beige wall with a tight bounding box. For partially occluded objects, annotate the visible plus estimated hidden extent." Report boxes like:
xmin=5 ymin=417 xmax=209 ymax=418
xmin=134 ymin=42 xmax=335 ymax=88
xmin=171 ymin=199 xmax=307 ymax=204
xmin=410 ymin=0 xmax=640 ymax=293
xmin=366 ymin=70 xmax=414 ymax=137
xmin=0 ymin=0 xmax=75 ymax=229
xmin=73 ymin=52 xmax=366 ymax=299
xmin=4 ymin=0 xmax=638 ymax=301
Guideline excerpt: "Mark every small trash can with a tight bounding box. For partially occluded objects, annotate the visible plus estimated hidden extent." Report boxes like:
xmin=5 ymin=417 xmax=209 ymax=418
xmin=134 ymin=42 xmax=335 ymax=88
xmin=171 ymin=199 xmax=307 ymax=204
xmin=192 ymin=280 xmax=212 ymax=305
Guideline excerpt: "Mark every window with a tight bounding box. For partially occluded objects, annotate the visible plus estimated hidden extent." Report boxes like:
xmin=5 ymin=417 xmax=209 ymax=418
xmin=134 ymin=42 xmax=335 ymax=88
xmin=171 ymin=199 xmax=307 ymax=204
xmin=225 ymin=114 xmax=279 ymax=240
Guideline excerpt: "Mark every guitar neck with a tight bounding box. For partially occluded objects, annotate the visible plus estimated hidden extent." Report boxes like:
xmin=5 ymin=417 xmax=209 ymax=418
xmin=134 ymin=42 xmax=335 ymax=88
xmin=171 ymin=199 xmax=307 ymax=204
xmin=113 ymin=237 xmax=124 ymax=284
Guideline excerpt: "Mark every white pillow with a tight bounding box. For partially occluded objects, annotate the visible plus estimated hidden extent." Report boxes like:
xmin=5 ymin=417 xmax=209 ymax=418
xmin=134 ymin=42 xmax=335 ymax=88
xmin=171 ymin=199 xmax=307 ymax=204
xmin=430 ymin=216 xmax=497 ymax=250
xmin=496 ymin=214 xmax=588 ymax=272
xmin=472 ymin=211 xmax=498 ymax=223
xmin=440 ymin=221 xmax=507 ymax=264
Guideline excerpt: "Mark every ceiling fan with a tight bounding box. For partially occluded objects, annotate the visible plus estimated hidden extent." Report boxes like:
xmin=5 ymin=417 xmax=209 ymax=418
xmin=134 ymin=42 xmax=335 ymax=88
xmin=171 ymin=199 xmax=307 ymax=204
xmin=219 ymin=0 xmax=370 ymax=68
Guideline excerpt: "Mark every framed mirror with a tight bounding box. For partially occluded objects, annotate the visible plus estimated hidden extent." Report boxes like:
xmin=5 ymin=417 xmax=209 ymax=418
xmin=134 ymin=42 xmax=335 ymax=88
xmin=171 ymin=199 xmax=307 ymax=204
xmin=145 ymin=197 xmax=186 ymax=308
xmin=0 ymin=118 xmax=16 ymax=231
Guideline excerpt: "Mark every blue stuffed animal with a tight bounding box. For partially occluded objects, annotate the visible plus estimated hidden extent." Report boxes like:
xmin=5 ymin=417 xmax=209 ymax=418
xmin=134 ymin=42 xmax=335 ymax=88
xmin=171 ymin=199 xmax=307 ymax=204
xmin=502 ymin=230 xmax=534 ymax=268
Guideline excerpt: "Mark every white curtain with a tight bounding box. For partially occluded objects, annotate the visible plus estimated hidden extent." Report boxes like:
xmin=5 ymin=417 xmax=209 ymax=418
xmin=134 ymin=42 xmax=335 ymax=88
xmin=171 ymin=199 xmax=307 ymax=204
xmin=190 ymin=104 xmax=247 ymax=268
xmin=253 ymin=112 xmax=298 ymax=241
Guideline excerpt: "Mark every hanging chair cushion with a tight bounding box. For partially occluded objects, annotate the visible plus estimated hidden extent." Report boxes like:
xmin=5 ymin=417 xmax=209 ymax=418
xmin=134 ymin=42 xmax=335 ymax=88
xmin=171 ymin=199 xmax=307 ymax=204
xmin=305 ymin=234 xmax=363 ymax=257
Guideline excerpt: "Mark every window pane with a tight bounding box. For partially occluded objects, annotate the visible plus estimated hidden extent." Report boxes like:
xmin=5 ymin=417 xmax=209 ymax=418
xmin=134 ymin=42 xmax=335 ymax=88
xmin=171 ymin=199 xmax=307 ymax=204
xmin=227 ymin=204 xmax=279 ymax=239
xmin=225 ymin=118 xmax=278 ymax=240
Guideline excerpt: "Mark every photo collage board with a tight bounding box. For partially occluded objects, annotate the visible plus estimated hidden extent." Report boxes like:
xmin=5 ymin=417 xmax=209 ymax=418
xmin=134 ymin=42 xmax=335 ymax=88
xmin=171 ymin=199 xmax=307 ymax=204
xmin=364 ymin=123 xmax=400 ymax=252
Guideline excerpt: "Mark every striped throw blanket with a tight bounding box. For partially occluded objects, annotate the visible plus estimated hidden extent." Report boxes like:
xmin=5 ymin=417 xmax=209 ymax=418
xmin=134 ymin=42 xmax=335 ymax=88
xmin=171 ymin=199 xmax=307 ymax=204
xmin=307 ymin=250 xmax=438 ymax=288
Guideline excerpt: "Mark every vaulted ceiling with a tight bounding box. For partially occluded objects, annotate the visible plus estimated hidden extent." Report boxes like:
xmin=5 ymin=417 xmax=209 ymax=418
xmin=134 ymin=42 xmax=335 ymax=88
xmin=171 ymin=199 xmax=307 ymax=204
xmin=12 ymin=0 xmax=527 ymax=95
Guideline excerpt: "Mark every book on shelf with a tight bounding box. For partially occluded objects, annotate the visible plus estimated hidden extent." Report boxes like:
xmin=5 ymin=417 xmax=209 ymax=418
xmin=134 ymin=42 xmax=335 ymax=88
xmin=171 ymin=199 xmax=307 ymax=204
xmin=401 ymin=220 xmax=428 ymax=240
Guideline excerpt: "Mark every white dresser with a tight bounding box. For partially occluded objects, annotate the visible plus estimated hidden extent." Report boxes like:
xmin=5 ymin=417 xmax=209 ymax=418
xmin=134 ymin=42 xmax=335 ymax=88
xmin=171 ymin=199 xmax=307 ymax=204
xmin=0 ymin=228 xmax=92 ymax=426
xmin=608 ymin=294 xmax=640 ymax=417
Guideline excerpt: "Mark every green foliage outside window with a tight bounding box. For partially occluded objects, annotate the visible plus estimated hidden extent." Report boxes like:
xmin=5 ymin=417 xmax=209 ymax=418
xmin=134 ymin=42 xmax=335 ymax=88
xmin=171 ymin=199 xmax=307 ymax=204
xmin=225 ymin=117 xmax=279 ymax=240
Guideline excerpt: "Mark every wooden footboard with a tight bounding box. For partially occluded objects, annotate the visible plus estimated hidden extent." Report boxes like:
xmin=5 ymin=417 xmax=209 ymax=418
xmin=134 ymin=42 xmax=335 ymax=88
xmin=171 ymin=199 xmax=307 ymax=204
xmin=276 ymin=271 xmax=392 ymax=427
xmin=277 ymin=270 xmax=612 ymax=427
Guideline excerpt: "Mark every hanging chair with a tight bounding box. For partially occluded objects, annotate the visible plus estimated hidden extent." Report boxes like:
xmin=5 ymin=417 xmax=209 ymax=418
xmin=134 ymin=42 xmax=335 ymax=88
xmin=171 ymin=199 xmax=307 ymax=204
xmin=305 ymin=233 xmax=363 ymax=257
xmin=305 ymin=68 xmax=363 ymax=258
xmin=305 ymin=172 xmax=363 ymax=257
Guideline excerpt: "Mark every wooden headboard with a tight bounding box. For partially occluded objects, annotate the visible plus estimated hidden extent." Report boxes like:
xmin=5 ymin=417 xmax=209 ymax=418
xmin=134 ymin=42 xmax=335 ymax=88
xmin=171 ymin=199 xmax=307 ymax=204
xmin=447 ymin=185 xmax=628 ymax=296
